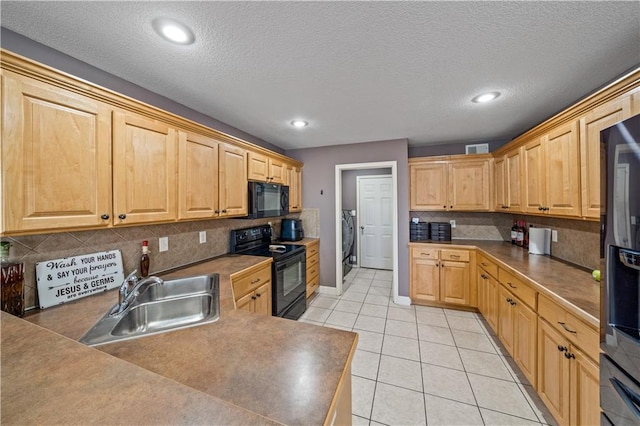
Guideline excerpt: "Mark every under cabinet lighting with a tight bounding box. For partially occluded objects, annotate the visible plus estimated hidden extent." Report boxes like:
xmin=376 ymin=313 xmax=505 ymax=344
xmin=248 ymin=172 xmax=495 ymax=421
xmin=152 ymin=18 xmax=195 ymax=45
xmin=472 ymin=92 xmax=501 ymax=103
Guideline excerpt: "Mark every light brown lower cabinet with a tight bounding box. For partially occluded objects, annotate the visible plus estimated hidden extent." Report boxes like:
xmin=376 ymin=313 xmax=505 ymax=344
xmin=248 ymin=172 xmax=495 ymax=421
xmin=537 ymin=318 xmax=600 ymax=426
xmin=477 ymin=267 xmax=499 ymax=334
xmin=497 ymin=285 xmax=537 ymax=387
xmin=410 ymin=246 xmax=476 ymax=308
xmin=231 ymin=262 xmax=272 ymax=316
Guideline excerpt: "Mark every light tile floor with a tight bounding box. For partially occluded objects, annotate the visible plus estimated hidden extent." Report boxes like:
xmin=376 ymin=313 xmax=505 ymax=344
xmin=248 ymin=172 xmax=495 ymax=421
xmin=299 ymin=267 xmax=557 ymax=426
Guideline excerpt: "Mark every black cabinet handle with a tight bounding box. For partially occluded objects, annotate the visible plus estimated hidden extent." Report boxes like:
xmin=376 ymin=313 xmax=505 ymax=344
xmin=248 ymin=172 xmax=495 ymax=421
xmin=557 ymin=345 xmax=567 ymax=352
xmin=251 ymin=295 xmax=257 ymax=300
xmin=538 ymin=206 xmax=544 ymax=211
xmin=508 ymin=282 xmax=517 ymax=289
xmin=558 ymin=322 xmax=577 ymax=334
xmin=255 ymin=292 xmax=261 ymax=298
xmin=101 ymin=214 xmax=110 ymax=220
xmin=564 ymin=352 xmax=575 ymax=359
xmin=510 ymin=300 xmax=516 ymax=306
xmin=443 ymin=205 xmax=446 ymax=208
xmin=214 ymin=210 xmax=220 ymax=214
xmin=118 ymin=214 xmax=126 ymax=220
xmin=480 ymin=274 xmax=488 ymax=279
xmin=450 ymin=205 xmax=453 ymax=209
xmin=222 ymin=209 xmax=227 ymax=213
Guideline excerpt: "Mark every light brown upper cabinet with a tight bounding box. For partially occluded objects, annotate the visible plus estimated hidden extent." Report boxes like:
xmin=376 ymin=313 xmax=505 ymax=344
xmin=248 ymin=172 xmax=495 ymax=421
xmin=219 ymin=143 xmax=248 ymax=217
xmin=178 ymin=133 xmax=249 ymax=219
xmin=248 ymin=151 xmax=285 ymax=184
xmin=178 ymin=131 xmax=220 ymax=220
xmin=285 ymin=162 xmax=303 ymax=212
xmin=579 ymin=95 xmax=632 ymax=219
xmin=410 ymin=155 xmax=492 ymax=211
xmin=1 ymin=72 xmax=112 ymax=233
xmin=494 ymin=147 xmax=523 ymax=212
xmin=523 ymin=121 xmax=581 ymax=217
xmin=112 ymin=110 xmax=177 ymax=225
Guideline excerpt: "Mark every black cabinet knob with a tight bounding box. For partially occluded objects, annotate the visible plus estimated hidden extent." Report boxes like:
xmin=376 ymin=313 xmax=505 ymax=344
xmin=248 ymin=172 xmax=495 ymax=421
xmin=101 ymin=214 xmax=110 ymax=220
xmin=214 ymin=210 xmax=220 ymax=214
xmin=255 ymin=293 xmax=261 ymax=298
xmin=222 ymin=209 xmax=227 ymax=213
xmin=118 ymin=214 xmax=126 ymax=220
xmin=557 ymin=345 xmax=567 ymax=352
xmin=564 ymin=352 xmax=575 ymax=359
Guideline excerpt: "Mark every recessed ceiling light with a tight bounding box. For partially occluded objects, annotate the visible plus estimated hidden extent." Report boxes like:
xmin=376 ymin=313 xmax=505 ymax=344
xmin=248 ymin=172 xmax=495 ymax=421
xmin=290 ymin=120 xmax=309 ymax=128
xmin=472 ymin=92 xmax=501 ymax=103
xmin=152 ymin=18 xmax=195 ymax=45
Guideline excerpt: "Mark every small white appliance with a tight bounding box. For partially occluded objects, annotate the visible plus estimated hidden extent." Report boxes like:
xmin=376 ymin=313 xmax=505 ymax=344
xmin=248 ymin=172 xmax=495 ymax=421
xmin=528 ymin=228 xmax=551 ymax=255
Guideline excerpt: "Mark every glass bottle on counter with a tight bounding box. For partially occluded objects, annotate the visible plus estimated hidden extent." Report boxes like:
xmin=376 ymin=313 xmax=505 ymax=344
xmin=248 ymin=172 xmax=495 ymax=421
xmin=516 ymin=221 xmax=525 ymax=247
xmin=140 ymin=240 xmax=150 ymax=278
xmin=511 ymin=221 xmax=518 ymax=245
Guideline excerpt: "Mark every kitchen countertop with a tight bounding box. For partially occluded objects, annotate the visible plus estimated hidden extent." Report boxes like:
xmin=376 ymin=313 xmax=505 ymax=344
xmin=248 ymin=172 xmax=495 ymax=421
xmin=279 ymin=237 xmax=319 ymax=246
xmin=409 ymin=240 xmax=600 ymax=328
xmin=4 ymin=254 xmax=357 ymax=425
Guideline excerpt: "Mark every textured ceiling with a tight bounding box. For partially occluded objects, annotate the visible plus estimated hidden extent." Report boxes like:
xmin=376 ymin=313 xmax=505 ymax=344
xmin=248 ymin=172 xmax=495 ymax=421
xmin=1 ymin=1 xmax=639 ymax=150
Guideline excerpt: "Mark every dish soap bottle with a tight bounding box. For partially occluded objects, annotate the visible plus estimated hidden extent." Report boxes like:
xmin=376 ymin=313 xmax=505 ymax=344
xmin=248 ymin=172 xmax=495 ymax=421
xmin=140 ymin=240 xmax=150 ymax=278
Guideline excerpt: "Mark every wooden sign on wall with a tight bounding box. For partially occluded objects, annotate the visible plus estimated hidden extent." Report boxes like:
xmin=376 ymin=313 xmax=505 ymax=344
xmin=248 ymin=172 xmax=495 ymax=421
xmin=36 ymin=250 xmax=124 ymax=309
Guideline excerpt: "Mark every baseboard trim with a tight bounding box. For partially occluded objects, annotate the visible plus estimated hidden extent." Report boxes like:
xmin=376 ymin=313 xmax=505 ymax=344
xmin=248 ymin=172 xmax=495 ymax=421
xmin=393 ymin=296 xmax=412 ymax=306
xmin=317 ymin=285 xmax=340 ymax=297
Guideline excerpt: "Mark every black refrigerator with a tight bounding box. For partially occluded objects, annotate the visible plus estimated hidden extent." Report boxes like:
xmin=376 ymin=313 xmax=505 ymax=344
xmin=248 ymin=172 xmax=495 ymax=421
xmin=600 ymin=113 xmax=640 ymax=425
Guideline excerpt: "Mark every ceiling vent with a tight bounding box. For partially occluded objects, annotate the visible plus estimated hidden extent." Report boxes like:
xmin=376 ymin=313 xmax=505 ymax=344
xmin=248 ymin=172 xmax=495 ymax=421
xmin=465 ymin=143 xmax=489 ymax=154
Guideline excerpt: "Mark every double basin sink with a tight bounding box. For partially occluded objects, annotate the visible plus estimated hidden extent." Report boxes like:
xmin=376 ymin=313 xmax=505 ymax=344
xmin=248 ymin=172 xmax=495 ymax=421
xmin=80 ymin=274 xmax=220 ymax=346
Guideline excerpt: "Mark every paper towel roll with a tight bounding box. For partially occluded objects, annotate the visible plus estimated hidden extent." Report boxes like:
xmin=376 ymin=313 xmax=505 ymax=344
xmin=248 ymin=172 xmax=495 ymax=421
xmin=529 ymin=228 xmax=551 ymax=255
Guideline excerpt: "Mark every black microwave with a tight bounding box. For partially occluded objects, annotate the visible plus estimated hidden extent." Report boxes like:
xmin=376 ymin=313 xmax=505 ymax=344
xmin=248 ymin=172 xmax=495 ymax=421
xmin=247 ymin=182 xmax=289 ymax=219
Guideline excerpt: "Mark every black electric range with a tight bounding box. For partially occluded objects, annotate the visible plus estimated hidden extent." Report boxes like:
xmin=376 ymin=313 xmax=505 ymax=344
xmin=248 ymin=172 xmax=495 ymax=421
xmin=230 ymin=225 xmax=307 ymax=320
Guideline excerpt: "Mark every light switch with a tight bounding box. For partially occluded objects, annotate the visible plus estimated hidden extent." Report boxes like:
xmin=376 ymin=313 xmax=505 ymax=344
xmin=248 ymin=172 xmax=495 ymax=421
xmin=159 ymin=237 xmax=169 ymax=252
xmin=551 ymin=230 xmax=558 ymax=243
xmin=199 ymin=231 xmax=207 ymax=244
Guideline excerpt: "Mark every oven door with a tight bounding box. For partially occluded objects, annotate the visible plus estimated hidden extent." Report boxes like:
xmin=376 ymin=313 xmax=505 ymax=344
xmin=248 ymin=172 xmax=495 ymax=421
xmin=601 ymin=354 xmax=640 ymax=425
xmin=272 ymin=251 xmax=306 ymax=317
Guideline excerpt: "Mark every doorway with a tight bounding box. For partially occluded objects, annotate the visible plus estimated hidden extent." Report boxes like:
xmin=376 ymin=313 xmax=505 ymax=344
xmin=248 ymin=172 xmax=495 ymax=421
xmin=334 ymin=161 xmax=399 ymax=303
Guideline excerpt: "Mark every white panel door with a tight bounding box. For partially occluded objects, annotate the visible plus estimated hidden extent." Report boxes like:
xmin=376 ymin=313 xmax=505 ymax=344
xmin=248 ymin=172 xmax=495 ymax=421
xmin=358 ymin=176 xmax=393 ymax=270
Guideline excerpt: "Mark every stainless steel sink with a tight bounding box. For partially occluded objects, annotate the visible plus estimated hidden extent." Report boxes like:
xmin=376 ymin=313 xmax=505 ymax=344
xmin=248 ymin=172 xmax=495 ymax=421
xmin=136 ymin=274 xmax=216 ymax=303
xmin=80 ymin=274 xmax=219 ymax=346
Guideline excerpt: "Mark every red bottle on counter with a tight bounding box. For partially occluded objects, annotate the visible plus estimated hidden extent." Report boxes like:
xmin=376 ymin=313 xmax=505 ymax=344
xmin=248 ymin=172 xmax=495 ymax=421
xmin=140 ymin=240 xmax=150 ymax=277
xmin=516 ymin=221 xmax=524 ymax=247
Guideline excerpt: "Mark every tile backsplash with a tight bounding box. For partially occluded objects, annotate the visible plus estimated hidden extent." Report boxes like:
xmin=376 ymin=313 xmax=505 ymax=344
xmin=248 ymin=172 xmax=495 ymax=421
xmin=3 ymin=214 xmax=300 ymax=311
xmin=410 ymin=211 xmax=599 ymax=270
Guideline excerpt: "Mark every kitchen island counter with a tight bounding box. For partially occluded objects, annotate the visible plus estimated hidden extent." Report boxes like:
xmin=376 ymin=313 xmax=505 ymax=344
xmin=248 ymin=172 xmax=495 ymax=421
xmin=4 ymin=255 xmax=357 ymax=425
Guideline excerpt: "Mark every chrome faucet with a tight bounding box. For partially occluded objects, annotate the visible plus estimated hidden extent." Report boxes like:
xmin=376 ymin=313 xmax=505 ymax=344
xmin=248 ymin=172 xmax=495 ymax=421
xmin=110 ymin=270 xmax=164 ymax=316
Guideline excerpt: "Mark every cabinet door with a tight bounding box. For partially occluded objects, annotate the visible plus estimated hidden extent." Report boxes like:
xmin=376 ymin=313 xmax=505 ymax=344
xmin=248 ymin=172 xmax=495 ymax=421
xmin=570 ymin=348 xmax=600 ymax=426
xmin=545 ymin=121 xmax=581 ymax=217
xmin=498 ymin=286 xmax=516 ymax=356
xmin=177 ymin=131 xmax=219 ymax=220
xmin=286 ymin=164 xmax=302 ymax=212
xmin=493 ymin=156 xmax=507 ymax=210
xmin=440 ymin=260 xmax=471 ymax=305
xmin=247 ymin=151 xmax=268 ymax=182
xmin=485 ymin=274 xmax=500 ymax=334
xmin=449 ymin=159 xmax=491 ymax=211
xmin=523 ymin=138 xmax=546 ymax=214
xmin=2 ymin=73 xmax=112 ymax=232
xmin=269 ymin=158 xmax=285 ymax=184
xmin=477 ymin=269 xmax=488 ymax=318
xmin=112 ymin=111 xmax=177 ymax=225
xmin=254 ymin=282 xmax=272 ymax=316
xmin=514 ymin=300 xmax=537 ymax=388
xmin=538 ymin=319 xmax=571 ymax=426
xmin=409 ymin=162 xmax=448 ymax=210
xmin=219 ymin=143 xmax=247 ymax=217
xmin=506 ymin=147 xmax=523 ymax=212
xmin=579 ymin=96 xmax=632 ymax=219
xmin=236 ymin=291 xmax=255 ymax=313
xmin=410 ymin=255 xmax=440 ymax=303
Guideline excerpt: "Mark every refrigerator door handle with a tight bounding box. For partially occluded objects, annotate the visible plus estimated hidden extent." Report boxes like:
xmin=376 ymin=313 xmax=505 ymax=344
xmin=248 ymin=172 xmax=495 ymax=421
xmin=610 ymin=377 xmax=640 ymax=420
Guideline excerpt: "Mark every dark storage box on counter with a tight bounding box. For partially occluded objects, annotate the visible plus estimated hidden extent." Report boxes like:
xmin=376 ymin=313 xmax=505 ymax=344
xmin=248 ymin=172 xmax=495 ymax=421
xmin=410 ymin=221 xmax=430 ymax=242
xmin=429 ymin=222 xmax=452 ymax=241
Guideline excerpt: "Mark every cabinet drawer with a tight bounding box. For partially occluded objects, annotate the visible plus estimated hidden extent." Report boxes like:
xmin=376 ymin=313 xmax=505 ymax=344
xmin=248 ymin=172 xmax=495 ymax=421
xmin=538 ymin=294 xmax=599 ymax=361
xmin=307 ymin=274 xmax=320 ymax=297
xmin=412 ymin=247 xmax=438 ymax=259
xmin=306 ymin=241 xmax=320 ymax=258
xmin=441 ymin=249 xmax=469 ymax=262
xmin=307 ymin=252 xmax=319 ymax=269
xmin=498 ymin=268 xmax=536 ymax=309
xmin=232 ymin=266 xmax=271 ymax=300
xmin=308 ymin=262 xmax=320 ymax=281
xmin=477 ymin=252 xmax=498 ymax=278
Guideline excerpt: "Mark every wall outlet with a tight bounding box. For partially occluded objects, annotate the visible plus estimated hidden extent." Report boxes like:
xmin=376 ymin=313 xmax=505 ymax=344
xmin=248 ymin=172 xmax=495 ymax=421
xmin=199 ymin=231 xmax=206 ymax=244
xmin=551 ymin=230 xmax=558 ymax=243
xmin=159 ymin=237 xmax=169 ymax=252
xmin=449 ymin=219 xmax=456 ymax=228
